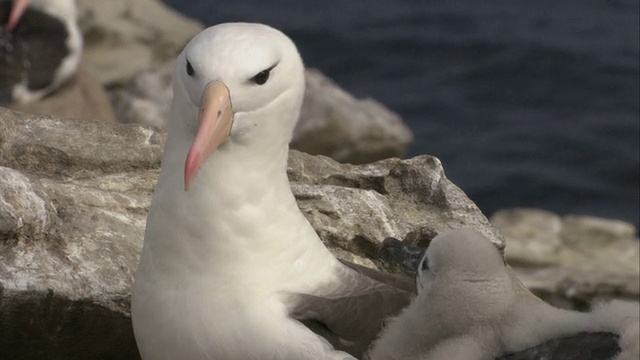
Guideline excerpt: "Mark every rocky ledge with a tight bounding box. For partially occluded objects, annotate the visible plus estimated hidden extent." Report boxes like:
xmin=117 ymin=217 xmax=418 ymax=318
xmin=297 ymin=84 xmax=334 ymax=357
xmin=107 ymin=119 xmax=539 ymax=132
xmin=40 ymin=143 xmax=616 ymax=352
xmin=1 ymin=108 xmax=637 ymax=359
xmin=0 ymin=107 xmax=497 ymax=359
xmin=493 ymin=208 xmax=639 ymax=309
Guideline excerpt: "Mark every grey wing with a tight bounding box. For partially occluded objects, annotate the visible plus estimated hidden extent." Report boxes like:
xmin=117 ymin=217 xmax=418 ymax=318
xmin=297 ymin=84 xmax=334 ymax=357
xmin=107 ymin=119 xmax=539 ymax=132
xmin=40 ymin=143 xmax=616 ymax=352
xmin=339 ymin=259 xmax=416 ymax=294
xmin=288 ymin=262 xmax=414 ymax=358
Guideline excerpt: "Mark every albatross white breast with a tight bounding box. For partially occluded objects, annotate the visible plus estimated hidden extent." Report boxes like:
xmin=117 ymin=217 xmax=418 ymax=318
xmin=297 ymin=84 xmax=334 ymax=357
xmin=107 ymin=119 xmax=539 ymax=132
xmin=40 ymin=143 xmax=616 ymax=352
xmin=131 ymin=23 xmax=411 ymax=360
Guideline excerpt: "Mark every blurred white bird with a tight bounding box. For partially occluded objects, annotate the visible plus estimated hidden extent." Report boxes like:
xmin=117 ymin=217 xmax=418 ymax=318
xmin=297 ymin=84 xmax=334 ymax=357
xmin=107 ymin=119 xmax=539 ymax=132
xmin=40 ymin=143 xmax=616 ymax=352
xmin=0 ymin=0 xmax=82 ymax=103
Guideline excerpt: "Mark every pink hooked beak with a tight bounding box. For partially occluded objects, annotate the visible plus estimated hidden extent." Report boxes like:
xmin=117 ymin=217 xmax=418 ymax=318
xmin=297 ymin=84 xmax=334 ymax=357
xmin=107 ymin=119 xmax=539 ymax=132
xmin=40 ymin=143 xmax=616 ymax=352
xmin=184 ymin=81 xmax=234 ymax=191
xmin=6 ymin=0 xmax=29 ymax=30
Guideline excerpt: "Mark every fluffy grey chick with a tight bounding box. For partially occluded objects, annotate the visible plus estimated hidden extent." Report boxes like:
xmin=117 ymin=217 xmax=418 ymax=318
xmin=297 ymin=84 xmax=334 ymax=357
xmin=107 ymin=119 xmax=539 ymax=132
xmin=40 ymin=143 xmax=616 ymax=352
xmin=368 ymin=228 xmax=638 ymax=360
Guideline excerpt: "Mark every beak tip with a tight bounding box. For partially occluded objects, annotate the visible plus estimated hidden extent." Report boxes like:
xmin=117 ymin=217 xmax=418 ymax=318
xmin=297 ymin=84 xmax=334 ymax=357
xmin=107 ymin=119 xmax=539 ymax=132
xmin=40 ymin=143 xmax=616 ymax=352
xmin=184 ymin=149 xmax=200 ymax=192
xmin=183 ymin=174 xmax=190 ymax=191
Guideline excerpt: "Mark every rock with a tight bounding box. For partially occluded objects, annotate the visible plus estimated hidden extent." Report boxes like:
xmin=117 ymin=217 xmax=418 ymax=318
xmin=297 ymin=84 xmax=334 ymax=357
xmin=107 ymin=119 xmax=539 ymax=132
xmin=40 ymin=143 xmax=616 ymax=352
xmin=0 ymin=167 xmax=57 ymax=240
xmin=111 ymin=65 xmax=414 ymax=163
xmin=0 ymin=292 xmax=140 ymax=360
xmin=0 ymin=107 xmax=163 ymax=178
xmin=292 ymin=69 xmax=413 ymax=164
xmin=76 ymin=0 xmax=204 ymax=86
xmin=287 ymin=151 xmax=504 ymax=257
xmin=3 ymin=108 xmax=635 ymax=358
xmin=561 ymin=215 xmax=637 ymax=249
xmin=5 ymin=68 xmax=117 ymax=123
xmin=0 ymin=107 xmax=495 ymax=359
xmin=0 ymin=108 xmax=159 ymax=359
xmin=492 ymin=208 xmax=563 ymax=267
xmin=491 ymin=208 xmax=640 ymax=308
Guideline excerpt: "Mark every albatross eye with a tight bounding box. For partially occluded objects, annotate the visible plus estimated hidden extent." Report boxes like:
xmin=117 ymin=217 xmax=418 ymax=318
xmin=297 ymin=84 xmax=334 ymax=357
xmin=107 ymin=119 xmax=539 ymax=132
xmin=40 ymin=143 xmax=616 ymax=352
xmin=251 ymin=69 xmax=271 ymax=85
xmin=250 ymin=64 xmax=278 ymax=85
xmin=186 ymin=60 xmax=195 ymax=76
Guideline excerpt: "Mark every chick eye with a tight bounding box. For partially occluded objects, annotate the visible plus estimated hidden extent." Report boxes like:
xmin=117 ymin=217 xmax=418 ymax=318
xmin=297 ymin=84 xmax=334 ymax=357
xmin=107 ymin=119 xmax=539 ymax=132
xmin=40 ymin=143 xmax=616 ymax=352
xmin=251 ymin=68 xmax=271 ymax=85
xmin=420 ymin=256 xmax=429 ymax=272
xmin=186 ymin=60 xmax=195 ymax=76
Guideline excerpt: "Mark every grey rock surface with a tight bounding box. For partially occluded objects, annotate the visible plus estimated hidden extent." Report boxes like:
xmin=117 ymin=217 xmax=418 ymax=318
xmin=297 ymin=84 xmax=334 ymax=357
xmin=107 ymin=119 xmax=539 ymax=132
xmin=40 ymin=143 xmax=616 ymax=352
xmin=2 ymin=108 xmax=636 ymax=358
xmin=0 ymin=167 xmax=56 ymax=240
xmin=288 ymin=151 xmax=504 ymax=259
xmin=76 ymin=0 xmax=204 ymax=86
xmin=4 ymin=68 xmax=117 ymax=123
xmin=492 ymin=208 xmax=639 ymax=308
xmin=0 ymin=107 xmax=495 ymax=359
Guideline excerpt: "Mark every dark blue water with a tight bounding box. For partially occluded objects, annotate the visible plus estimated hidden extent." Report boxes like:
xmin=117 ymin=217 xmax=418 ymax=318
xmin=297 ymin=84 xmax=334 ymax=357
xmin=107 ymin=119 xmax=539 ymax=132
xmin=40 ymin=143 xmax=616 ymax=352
xmin=163 ymin=0 xmax=639 ymax=227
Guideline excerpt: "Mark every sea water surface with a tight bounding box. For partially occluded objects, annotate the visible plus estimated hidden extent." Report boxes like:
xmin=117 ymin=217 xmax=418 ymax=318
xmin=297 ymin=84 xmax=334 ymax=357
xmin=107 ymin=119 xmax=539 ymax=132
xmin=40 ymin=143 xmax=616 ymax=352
xmin=163 ymin=0 xmax=640 ymax=227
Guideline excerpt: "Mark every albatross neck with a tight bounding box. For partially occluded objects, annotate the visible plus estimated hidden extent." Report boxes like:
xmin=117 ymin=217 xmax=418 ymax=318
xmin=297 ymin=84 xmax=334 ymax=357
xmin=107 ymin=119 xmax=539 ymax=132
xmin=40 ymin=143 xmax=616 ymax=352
xmin=148 ymin=105 xmax=329 ymax=274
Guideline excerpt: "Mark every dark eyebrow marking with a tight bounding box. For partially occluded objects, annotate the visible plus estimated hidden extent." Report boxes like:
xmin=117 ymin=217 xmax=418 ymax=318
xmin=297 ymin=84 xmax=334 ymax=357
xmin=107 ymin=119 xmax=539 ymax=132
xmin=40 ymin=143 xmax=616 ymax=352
xmin=265 ymin=62 xmax=279 ymax=72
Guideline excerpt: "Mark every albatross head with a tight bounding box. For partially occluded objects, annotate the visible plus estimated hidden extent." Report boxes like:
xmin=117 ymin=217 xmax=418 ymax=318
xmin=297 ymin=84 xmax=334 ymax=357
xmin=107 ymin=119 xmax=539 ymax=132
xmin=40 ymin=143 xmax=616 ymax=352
xmin=5 ymin=0 xmax=27 ymax=29
xmin=416 ymin=229 xmax=505 ymax=292
xmin=171 ymin=23 xmax=305 ymax=191
xmin=5 ymin=0 xmax=78 ymax=30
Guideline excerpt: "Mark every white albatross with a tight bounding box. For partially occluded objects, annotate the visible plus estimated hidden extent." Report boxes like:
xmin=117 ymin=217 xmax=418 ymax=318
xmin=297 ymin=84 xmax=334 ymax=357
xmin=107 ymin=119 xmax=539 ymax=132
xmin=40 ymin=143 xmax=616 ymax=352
xmin=0 ymin=0 xmax=82 ymax=103
xmin=368 ymin=228 xmax=639 ymax=360
xmin=131 ymin=23 xmax=412 ymax=360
